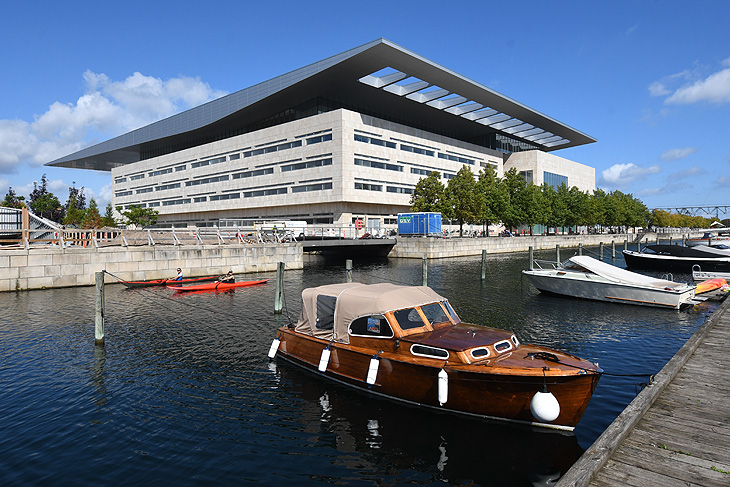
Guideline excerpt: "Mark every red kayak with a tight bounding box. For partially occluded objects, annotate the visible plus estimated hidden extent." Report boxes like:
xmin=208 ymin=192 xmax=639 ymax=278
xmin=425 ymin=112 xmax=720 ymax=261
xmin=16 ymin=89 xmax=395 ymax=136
xmin=168 ymin=279 xmax=269 ymax=292
xmin=122 ymin=275 xmax=219 ymax=288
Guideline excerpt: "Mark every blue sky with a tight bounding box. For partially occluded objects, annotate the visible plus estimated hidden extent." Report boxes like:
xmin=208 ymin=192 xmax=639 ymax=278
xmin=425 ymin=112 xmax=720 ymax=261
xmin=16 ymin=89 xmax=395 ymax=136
xmin=2 ymin=0 xmax=729 ymax=213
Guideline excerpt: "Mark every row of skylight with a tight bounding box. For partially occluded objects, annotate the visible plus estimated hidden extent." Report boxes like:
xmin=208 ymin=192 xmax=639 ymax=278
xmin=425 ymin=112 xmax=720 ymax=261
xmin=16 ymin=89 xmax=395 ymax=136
xmin=358 ymin=68 xmax=570 ymax=148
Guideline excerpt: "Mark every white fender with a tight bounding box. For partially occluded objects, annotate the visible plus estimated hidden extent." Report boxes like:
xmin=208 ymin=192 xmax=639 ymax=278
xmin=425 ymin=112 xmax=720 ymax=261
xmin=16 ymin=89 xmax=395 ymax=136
xmin=366 ymin=357 xmax=380 ymax=385
xmin=438 ymin=369 xmax=448 ymax=406
xmin=267 ymin=338 xmax=280 ymax=359
xmin=530 ymin=390 xmax=560 ymax=423
xmin=318 ymin=347 xmax=331 ymax=372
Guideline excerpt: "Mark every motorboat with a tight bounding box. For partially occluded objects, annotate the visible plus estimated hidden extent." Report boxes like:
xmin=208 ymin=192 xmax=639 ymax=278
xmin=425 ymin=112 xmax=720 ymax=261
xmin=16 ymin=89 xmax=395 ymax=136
xmin=623 ymin=244 xmax=730 ymax=273
xmin=686 ymin=229 xmax=730 ymax=247
xmin=691 ymin=264 xmax=730 ymax=282
xmin=523 ymin=256 xmax=695 ymax=309
xmin=168 ymin=279 xmax=269 ymax=292
xmin=268 ymin=282 xmax=602 ymax=431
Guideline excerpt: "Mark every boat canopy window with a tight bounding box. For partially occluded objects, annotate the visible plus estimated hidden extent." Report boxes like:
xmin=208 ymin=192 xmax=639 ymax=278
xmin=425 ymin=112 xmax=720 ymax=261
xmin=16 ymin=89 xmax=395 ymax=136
xmin=561 ymin=261 xmax=590 ymax=272
xmin=349 ymin=314 xmax=393 ymax=338
xmin=316 ymin=295 xmax=337 ymax=330
xmin=393 ymin=307 xmax=427 ymax=330
xmin=420 ymin=302 xmax=449 ymax=326
xmin=442 ymin=300 xmax=461 ymax=324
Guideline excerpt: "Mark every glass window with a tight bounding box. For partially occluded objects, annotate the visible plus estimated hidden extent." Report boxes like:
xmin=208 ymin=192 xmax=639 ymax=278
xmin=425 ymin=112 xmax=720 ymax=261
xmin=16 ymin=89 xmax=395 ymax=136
xmin=420 ymin=303 xmax=449 ymax=326
xmin=494 ymin=340 xmax=513 ymax=353
xmin=442 ymin=301 xmax=461 ymax=324
xmin=393 ymin=308 xmax=426 ymax=330
xmin=349 ymin=315 xmax=393 ymax=338
xmin=470 ymin=347 xmax=490 ymax=359
xmin=410 ymin=344 xmax=449 ymax=360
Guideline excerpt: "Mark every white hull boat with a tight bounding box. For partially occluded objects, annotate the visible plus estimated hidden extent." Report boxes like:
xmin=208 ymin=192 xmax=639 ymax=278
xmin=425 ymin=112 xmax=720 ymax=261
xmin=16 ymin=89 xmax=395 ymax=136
xmin=523 ymin=256 xmax=696 ymax=309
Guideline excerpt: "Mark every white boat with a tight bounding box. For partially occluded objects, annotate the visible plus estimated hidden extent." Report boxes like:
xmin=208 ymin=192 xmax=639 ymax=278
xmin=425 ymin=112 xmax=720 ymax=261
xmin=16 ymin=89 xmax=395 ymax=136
xmin=523 ymin=255 xmax=696 ymax=309
xmin=691 ymin=264 xmax=730 ymax=282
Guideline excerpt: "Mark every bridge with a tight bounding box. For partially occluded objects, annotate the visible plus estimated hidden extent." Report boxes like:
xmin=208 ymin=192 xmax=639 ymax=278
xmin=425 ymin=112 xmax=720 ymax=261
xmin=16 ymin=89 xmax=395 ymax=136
xmin=652 ymin=205 xmax=730 ymax=218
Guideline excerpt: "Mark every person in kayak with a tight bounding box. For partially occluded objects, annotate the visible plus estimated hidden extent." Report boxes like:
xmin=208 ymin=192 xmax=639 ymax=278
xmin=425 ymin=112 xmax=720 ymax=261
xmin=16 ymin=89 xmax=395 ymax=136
xmin=219 ymin=270 xmax=235 ymax=283
xmin=174 ymin=268 xmax=183 ymax=281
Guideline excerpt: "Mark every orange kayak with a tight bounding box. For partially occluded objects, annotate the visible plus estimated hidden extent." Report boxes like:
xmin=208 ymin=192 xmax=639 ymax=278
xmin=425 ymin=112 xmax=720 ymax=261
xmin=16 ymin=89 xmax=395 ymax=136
xmin=169 ymin=279 xmax=269 ymax=292
xmin=695 ymin=278 xmax=727 ymax=295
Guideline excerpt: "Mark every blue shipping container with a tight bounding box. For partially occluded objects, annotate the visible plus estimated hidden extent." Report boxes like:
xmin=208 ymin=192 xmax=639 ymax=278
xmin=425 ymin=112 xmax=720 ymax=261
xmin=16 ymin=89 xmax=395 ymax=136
xmin=397 ymin=212 xmax=442 ymax=235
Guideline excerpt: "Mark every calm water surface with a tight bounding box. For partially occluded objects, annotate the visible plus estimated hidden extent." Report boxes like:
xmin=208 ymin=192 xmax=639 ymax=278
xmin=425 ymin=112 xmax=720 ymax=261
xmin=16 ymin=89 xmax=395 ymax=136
xmin=0 ymin=248 xmax=718 ymax=486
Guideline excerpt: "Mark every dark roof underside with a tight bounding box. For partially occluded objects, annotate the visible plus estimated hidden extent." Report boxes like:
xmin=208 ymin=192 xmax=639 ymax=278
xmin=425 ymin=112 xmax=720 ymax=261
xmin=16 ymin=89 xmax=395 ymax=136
xmin=48 ymin=38 xmax=596 ymax=172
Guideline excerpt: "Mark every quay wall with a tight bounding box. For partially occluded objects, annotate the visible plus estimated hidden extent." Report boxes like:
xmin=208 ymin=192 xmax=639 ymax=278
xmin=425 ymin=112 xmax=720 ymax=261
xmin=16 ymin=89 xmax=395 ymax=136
xmin=0 ymin=243 xmax=303 ymax=292
xmin=390 ymin=233 xmax=666 ymax=259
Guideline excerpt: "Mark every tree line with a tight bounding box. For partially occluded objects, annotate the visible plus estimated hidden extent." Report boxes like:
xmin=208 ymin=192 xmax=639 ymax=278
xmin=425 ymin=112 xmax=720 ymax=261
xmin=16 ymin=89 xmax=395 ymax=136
xmin=410 ymin=166 xmax=717 ymax=235
xmin=1 ymin=174 xmax=159 ymax=228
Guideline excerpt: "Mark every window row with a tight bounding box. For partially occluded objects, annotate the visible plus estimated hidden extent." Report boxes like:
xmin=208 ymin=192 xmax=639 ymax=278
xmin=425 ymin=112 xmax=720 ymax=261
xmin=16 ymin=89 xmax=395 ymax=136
xmin=282 ymin=157 xmax=332 ymax=172
xmin=354 ymin=158 xmax=403 ymax=172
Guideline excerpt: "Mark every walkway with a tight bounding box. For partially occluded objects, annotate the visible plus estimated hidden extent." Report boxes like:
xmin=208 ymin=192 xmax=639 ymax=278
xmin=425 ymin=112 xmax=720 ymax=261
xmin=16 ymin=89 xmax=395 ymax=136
xmin=557 ymin=292 xmax=730 ymax=486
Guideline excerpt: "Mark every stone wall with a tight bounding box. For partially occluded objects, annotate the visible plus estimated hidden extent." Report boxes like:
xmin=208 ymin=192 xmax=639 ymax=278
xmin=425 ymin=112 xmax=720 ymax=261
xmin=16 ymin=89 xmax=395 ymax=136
xmin=0 ymin=243 xmax=302 ymax=292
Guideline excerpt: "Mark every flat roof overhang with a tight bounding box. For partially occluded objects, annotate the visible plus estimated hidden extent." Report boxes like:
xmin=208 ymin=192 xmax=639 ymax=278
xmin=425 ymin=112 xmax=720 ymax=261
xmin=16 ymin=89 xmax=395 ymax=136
xmin=47 ymin=39 xmax=596 ymax=172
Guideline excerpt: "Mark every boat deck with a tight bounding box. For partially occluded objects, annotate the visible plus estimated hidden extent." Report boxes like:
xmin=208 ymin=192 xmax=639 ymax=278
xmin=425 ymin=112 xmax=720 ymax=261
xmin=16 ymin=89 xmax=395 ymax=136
xmin=556 ymin=292 xmax=730 ymax=486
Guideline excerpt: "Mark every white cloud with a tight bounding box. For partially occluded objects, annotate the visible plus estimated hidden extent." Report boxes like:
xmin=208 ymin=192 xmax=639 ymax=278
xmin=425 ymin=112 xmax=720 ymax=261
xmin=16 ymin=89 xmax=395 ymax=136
xmin=661 ymin=147 xmax=696 ymax=162
xmin=715 ymin=175 xmax=730 ymax=188
xmin=0 ymin=71 xmax=227 ymax=174
xmin=600 ymin=163 xmax=661 ymax=187
xmin=665 ymin=66 xmax=730 ymax=105
xmin=648 ymin=81 xmax=670 ymax=97
xmin=668 ymin=166 xmax=706 ymax=179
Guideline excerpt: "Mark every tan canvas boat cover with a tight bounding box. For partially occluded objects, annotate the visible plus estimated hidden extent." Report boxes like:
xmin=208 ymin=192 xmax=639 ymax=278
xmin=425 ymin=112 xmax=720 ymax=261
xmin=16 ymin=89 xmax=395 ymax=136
xmin=294 ymin=282 xmax=446 ymax=344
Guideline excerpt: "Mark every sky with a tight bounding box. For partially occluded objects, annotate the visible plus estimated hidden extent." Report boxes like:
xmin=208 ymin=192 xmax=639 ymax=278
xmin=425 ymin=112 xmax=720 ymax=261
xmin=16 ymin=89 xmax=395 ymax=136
xmin=1 ymin=0 xmax=729 ymax=215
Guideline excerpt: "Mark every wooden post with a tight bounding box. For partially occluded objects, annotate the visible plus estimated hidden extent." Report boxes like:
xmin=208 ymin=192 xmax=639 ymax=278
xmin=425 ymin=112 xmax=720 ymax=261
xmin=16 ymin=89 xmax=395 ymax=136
xmin=22 ymin=207 xmax=30 ymax=248
xmin=274 ymin=262 xmax=284 ymax=314
xmin=422 ymin=254 xmax=428 ymax=287
xmin=528 ymin=246 xmax=534 ymax=270
xmin=556 ymin=244 xmax=560 ymax=264
xmin=599 ymin=242 xmax=603 ymax=260
xmin=669 ymin=236 xmax=673 ymax=245
xmin=624 ymin=239 xmax=628 ymax=251
xmin=345 ymin=259 xmax=353 ymax=283
xmin=612 ymin=240 xmax=616 ymax=259
xmin=95 ymin=271 xmax=105 ymax=345
xmin=481 ymin=250 xmax=487 ymax=280
xmin=578 ymin=243 xmax=583 ymax=256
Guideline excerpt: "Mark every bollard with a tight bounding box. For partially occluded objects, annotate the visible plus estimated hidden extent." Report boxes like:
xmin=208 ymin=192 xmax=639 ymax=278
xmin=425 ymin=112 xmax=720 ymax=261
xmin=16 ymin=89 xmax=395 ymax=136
xmin=624 ymin=239 xmax=628 ymax=251
xmin=346 ymin=259 xmax=353 ymax=283
xmin=612 ymin=240 xmax=616 ymax=259
xmin=528 ymin=246 xmax=534 ymax=270
xmin=422 ymin=254 xmax=428 ymax=287
xmin=669 ymin=236 xmax=673 ymax=245
xmin=556 ymin=244 xmax=560 ymax=265
xmin=274 ymin=262 xmax=285 ymax=314
xmin=599 ymin=242 xmax=603 ymax=260
xmin=578 ymin=243 xmax=583 ymax=256
xmin=95 ymin=271 xmax=105 ymax=345
xmin=481 ymin=250 xmax=487 ymax=280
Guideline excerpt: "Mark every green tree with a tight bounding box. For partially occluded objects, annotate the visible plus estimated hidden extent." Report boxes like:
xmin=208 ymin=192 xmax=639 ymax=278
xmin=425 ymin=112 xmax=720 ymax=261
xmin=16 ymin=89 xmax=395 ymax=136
xmin=29 ymin=175 xmax=63 ymax=222
xmin=83 ymin=198 xmax=102 ymax=228
xmin=100 ymin=203 xmax=117 ymax=227
xmin=520 ymin=183 xmax=548 ymax=236
xmin=1 ymin=187 xmax=25 ymax=208
xmin=65 ymin=182 xmax=86 ymax=215
xmin=410 ymin=172 xmax=449 ymax=214
xmin=118 ymin=204 xmax=159 ymax=228
xmin=446 ymin=166 xmax=479 ymax=236
xmin=62 ymin=196 xmax=86 ymax=227
xmin=476 ymin=166 xmax=508 ymax=236
xmin=501 ymin=168 xmax=527 ymax=231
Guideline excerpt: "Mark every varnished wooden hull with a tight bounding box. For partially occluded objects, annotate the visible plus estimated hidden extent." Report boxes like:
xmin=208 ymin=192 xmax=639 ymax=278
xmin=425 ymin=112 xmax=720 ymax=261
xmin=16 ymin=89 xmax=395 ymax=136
xmin=274 ymin=329 xmax=600 ymax=430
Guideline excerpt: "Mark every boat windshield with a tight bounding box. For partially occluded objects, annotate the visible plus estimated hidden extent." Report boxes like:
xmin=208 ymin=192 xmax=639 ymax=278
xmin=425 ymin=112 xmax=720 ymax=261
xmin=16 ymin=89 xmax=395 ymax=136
xmin=420 ymin=302 xmax=450 ymax=326
xmin=442 ymin=300 xmax=461 ymax=324
xmin=393 ymin=307 xmax=428 ymax=330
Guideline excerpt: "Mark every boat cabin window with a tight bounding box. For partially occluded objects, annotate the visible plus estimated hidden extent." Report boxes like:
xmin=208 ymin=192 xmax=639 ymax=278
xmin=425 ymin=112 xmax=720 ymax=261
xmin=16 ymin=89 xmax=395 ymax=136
xmin=420 ymin=302 xmax=450 ymax=326
xmin=393 ymin=307 xmax=427 ymax=330
xmin=442 ymin=300 xmax=461 ymax=324
xmin=349 ymin=315 xmax=393 ymax=338
xmin=316 ymin=295 xmax=337 ymax=330
xmin=494 ymin=340 xmax=513 ymax=353
xmin=511 ymin=335 xmax=520 ymax=348
xmin=470 ymin=347 xmax=490 ymax=359
xmin=410 ymin=344 xmax=449 ymax=360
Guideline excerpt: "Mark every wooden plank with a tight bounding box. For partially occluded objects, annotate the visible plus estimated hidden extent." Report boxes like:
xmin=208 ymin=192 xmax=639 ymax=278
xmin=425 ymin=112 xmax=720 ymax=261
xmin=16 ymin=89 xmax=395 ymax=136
xmin=621 ymin=437 xmax=730 ymax=474
xmin=591 ymin=459 xmax=701 ymax=487
xmin=629 ymin=418 xmax=730 ymax=465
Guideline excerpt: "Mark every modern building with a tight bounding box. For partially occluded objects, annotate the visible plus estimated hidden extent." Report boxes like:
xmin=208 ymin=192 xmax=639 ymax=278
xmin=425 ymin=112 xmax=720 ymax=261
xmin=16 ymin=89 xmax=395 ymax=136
xmin=48 ymin=39 xmax=596 ymax=230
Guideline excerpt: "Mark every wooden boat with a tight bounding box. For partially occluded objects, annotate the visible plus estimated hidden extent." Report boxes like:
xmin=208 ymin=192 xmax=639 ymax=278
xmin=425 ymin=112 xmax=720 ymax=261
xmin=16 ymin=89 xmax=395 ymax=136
xmin=523 ymin=255 xmax=695 ymax=309
xmin=268 ymin=283 xmax=602 ymax=431
xmin=169 ymin=279 xmax=269 ymax=292
xmin=623 ymin=244 xmax=730 ymax=273
xmin=121 ymin=275 xmax=219 ymax=288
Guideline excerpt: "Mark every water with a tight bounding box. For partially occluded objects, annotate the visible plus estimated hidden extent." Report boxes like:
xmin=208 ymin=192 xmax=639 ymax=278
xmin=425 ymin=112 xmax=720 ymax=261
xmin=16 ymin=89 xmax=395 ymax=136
xmin=0 ymin=248 xmax=718 ymax=486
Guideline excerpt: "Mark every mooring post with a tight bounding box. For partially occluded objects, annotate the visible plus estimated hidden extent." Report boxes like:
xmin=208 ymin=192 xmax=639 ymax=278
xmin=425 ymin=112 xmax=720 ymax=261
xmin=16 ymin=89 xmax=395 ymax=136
xmin=274 ymin=262 xmax=285 ymax=314
xmin=556 ymin=244 xmax=560 ymax=264
xmin=528 ymin=246 xmax=534 ymax=270
xmin=612 ymin=240 xmax=616 ymax=259
xmin=422 ymin=253 xmax=428 ymax=287
xmin=599 ymin=242 xmax=603 ymax=260
xmin=95 ymin=271 xmax=105 ymax=345
xmin=481 ymin=249 xmax=487 ymax=280
xmin=578 ymin=243 xmax=583 ymax=256
xmin=669 ymin=236 xmax=673 ymax=245
xmin=345 ymin=259 xmax=353 ymax=283
xmin=624 ymin=239 xmax=628 ymax=251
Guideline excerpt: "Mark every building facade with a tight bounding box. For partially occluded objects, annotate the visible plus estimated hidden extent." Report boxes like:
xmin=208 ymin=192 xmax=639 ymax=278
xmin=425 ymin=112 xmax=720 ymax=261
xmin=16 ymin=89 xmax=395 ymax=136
xmin=49 ymin=39 xmax=596 ymax=229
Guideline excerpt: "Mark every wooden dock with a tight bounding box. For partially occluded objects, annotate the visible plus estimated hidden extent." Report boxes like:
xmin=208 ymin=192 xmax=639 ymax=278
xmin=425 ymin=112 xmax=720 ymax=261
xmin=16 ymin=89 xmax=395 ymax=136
xmin=557 ymin=291 xmax=730 ymax=486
